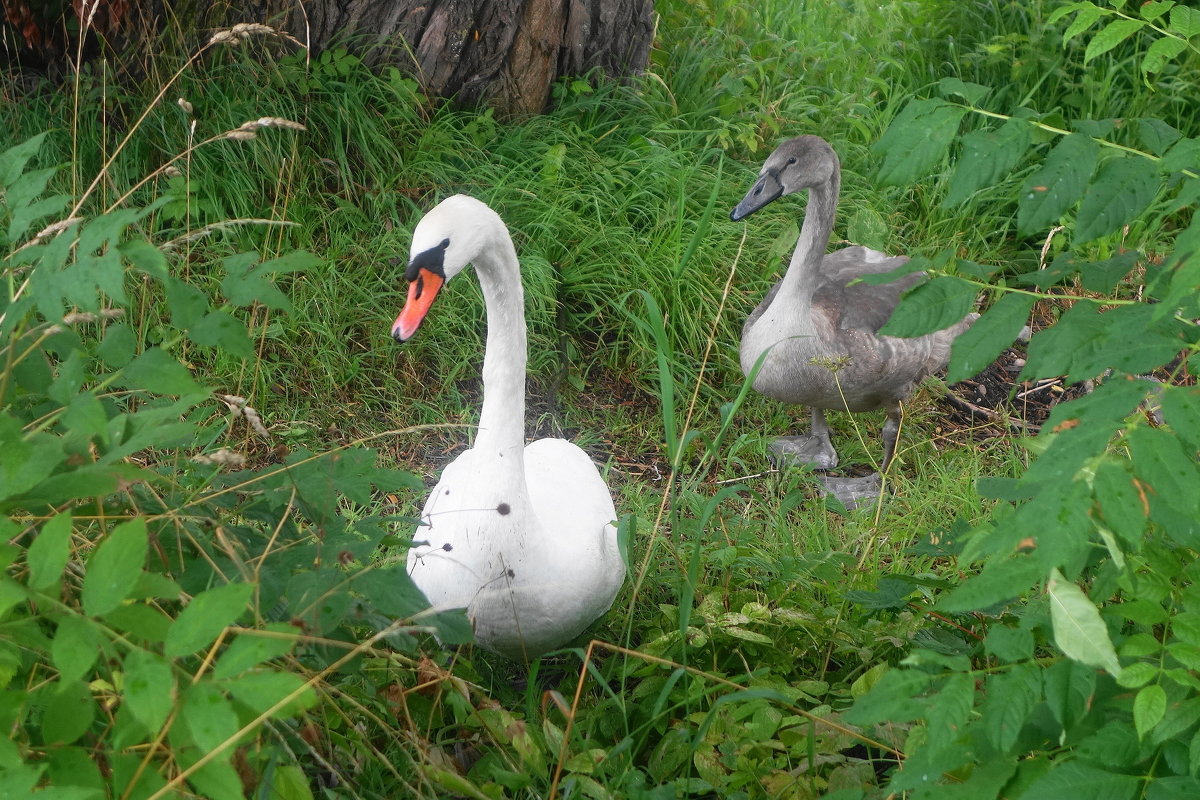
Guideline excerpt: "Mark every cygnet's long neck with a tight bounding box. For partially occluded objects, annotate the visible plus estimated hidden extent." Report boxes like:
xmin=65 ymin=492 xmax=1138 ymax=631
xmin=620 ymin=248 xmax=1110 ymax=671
xmin=471 ymin=229 xmax=528 ymax=460
xmin=773 ymin=170 xmax=839 ymax=310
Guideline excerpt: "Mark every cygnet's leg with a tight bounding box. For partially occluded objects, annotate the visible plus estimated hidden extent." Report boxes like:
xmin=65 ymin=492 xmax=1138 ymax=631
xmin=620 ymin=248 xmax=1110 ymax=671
xmin=818 ymin=402 xmax=901 ymax=510
xmin=769 ymin=407 xmax=839 ymax=469
xmin=879 ymin=401 xmax=902 ymax=472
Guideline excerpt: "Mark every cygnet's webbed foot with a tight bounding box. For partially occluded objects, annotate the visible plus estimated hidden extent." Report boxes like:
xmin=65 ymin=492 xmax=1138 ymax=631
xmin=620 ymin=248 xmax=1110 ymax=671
xmin=818 ymin=472 xmax=884 ymax=511
xmin=768 ymin=434 xmax=839 ymax=470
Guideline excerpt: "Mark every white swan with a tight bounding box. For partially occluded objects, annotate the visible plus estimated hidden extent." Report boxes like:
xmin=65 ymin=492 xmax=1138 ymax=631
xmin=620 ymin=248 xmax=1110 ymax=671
xmin=732 ymin=136 xmax=975 ymax=506
xmin=392 ymin=195 xmax=624 ymax=659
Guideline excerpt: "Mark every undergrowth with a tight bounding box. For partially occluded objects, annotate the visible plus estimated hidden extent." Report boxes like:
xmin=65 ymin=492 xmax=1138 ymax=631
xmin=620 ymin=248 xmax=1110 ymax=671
xmin=2 ymin=0 xmax=1197 ymax=798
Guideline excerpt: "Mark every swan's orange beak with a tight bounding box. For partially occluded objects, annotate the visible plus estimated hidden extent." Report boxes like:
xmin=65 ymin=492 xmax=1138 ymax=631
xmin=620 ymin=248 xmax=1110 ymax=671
xmin=392 ymin=268 xmax=444 ymax=342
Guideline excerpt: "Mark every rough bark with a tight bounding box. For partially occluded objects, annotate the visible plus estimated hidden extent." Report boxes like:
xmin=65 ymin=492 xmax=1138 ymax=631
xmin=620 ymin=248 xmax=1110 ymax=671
xmin=3 ymin=0 xmax=653 ymax=116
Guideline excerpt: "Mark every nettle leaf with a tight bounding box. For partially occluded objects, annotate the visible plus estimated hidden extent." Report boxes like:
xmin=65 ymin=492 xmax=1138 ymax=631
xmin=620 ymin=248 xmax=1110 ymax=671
xmin=1092 ymin=460 xmax=1148 ymax=547
xmin=1161 ymin=385 xmax=1200 ymax=455
xmin=188 ymin=311 xmax=254 ymax=359
xmin=1138 ymin=118 xmax=1183 ymax=155
xmin=164 ymin=277 xmax=210 ymax=330
xmin=1025 ymin=302 xmax=1182 ymax=382
xmin=1140 ymin=1 xmax=1175 ymax=23
xmin=81 ymin=518 xmax=148 ymax=617
xmin=164 ymin=582 xmax=254 ymax=658
xmin=119 ymin=348 xmax=201 ymax=396
xmin=26 ymin=511 xmax=73 ymax=591
xmin=1044 ymin=657 xmax=1097 ymax=731
xmin=0 ymin=132 xmax=48 ymax=187
xmin=41 ymin=680 xmax=95 ymax=745
xmin=220 ymin=669 xmax=315 ymax=717
xmin=943 ymin=116 xmax=1032 ymax=208
xmin=1169 ymin=4 xmax=1200 ymax=37
xmin=179 ymin=682 xmax=240 ymax=755
xmin=1019 ymin=133 xmax=1100 ymax=236
xmin=844 ymin=668 xmax=941 ymax=725
xmin=1134 ymin=683 xmax=1167 ymax=739
xmin=1144 ymin=36 xmax=1190 ymax=73
xmin=1084 ymin=19 xmax=1146 ymax=64
xmin=872 ymin=98 xmax=967 ymax=187
xmin=123 ymin=649 xmax=176 ymax=733
xmin=938 ymin=554 xmax=1045 ymax=613
xmin=1127 ymin=426 xmax=1200 ymax=519
xmin=1080 ymin=251 xmax=1141 ymax=293
xmin=1161 ymin=137 xmax=1200 ymax=174
xmin=221 ymin=250 xmax=319 ymax=311
xmin=119 ymin=239 xmax=168 ymax=280
xmin=1074 ymin=156 xmax=1159 ymax=243
xmin=1048 ymin=568 xmax=1121 ymax=676
xmin=1059 ymin=2 xmax=1109 ymax=44
xmin=0 ymin=417 xmax=63 ymax=504
xmin=986 ymin=625 xmax=1035 ymax=663
xmin=947 ymin=292 xmax=1034 ymax=382
xmin=51 ymin=616 xmax=101 ymax=684
xmin=982 ymin=663 xmax=1041 ymax=753
xmin=1020 ymin=760 xmax=1139 ymax=800
xmin=213 ymin=624 xmax=297 ymax=680
xmin=879 ymin=276 xmax=976 ymax=338
xmin=935 ymin=77 xmax=990 ymax=105
xmin=95 ymin=323 xmax=137 ymax=368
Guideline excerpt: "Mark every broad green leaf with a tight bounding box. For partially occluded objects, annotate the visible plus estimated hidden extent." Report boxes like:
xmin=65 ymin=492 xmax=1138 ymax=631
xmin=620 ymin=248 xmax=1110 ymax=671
xmin=1018 ymin=134 xmax=1099 ymax=235
xmin=924 ymin=672 xmax=975 ymax=751
xmin=213 ymin=624 xmax=297 ymax=679
xmin=1169 ymin=5 xmax=1200 ymax=37
xmin=1142 ymin=34 xmax=1190 ymax=73
xmin=943 ymin=117 xmax=1032 ymax=207
xmin=1021 ymin=760 xmax=1139 ymax=800
xmin=27 ymin=511 xmax=73 ymax=591
xmin=938 ymin=555 xmax=1045 ymax=612
xmin=1134 ymin=683 xmax=1167 ymax=738
xmin=105 ymin=604 xmax=172 ymax=643
xmin=1151 ymin=695 xmax=1200 ymax=745
xmin=179 ymin=682 xmax=240 ymax=755
xmin=985 ymin=625 xmax=1035 ymax=663
xmin=123 ymin=649 xmax=176 ymax=733
xmin=188 ymin=310 xmax=254 ymax=359
xmin=120 ymin=348 xmax=201 ymax=396
xmin=0 ymin=418 xmax=63 ymax=504
xmin=1061 ymin=3 xmax=1108 ymax=44
xmin=1092 ymin=461 xmax=1148 ymax=546
xmin=1161 ymin=385 xmax=1200 ymax=455
xmin=51 ymin=616 xmax=100 ymax=684
xmin=1137 ymin=118 xmax=1182 ymax=155
xmin=95 ymin=323 xmax=137 ymax=368
xmin=41 ymin=680 xmax=95 ymax=745
xmin=1075 ymin=156 xmax=1159 ymax=243
xmin=267 ymin=766 xmax=313 ymax=800
xmin=947 ymin=292 xmax=1034 ymax=382
xmin=1128 ymin=426 xmax=1200 ymax=519
xmin=935 ymin=77 xmax=990 ymax=105
xmin=872 ymin=98 xmax=967 ymax=187
xmin=982 ymin=663 xmax=1041 ymax=752
xmin=878 ymin=276 xmax=976 ymax=337
xmin=1117 ymin=662 xmax=1160 ymax=688
xmin=1084 ymin=19 xmax=1146 ymax=64
xmin=1078 ymin=723 xmax=1141 ymax=768
xmin=1044 ymin=658 xmax=1096 ymax=730
xmin=164 ymin=277 xmax=209 ymax=330
xmin=221 ymin=250 xmax=318 ymax=311
xmin=1080 ymin=251 xmax=1141 ymax=293
xmin=1140 ymin=1 xmax=1175 ymax=22
xmin=119 ymin=239 xmax=168 ymax=280
xmin=220 ymin=670 xmax=315 ymax=717
xmin=844 ymin=668 xmax=940 ymax=725
xmin=0 ymin=132 xmax=48 ymax=187
xmin=1048 ymin=568 xmax=1121 ymax=676
xmin=81 ymin=518 xmax=148 ymax=617
xmin=164 ymin=582 xmax=254 ymax=658
xmin=1161 ymin=137 xmax=1200 ymax=174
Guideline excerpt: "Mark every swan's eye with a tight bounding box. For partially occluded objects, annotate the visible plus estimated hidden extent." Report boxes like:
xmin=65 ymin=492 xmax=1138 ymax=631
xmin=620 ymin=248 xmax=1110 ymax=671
xmin=787 ymin=157 xmax=798 ymax=165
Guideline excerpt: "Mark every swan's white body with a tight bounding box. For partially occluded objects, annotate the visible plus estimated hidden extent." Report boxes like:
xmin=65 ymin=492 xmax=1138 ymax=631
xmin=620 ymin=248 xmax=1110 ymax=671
xmin=732 ymin=136 xmax=975 ymax=493
xmin=394 ymin=195 xmax=624 ymax=659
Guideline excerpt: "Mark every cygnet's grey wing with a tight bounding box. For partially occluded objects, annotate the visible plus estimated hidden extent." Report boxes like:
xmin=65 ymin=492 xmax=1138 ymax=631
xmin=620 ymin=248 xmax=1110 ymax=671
xmin=814 ymin=247 xmax=920 ymax=334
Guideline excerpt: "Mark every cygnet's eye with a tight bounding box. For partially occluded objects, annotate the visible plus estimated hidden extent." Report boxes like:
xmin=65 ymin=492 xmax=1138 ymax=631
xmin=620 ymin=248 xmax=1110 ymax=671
xmin=787 ymin=156 xmax=798 ymax=165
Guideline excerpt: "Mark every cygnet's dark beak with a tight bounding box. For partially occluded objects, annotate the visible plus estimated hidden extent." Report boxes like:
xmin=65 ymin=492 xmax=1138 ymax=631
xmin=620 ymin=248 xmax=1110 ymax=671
xmin=730 ymin=169 xmax=784 ymax=221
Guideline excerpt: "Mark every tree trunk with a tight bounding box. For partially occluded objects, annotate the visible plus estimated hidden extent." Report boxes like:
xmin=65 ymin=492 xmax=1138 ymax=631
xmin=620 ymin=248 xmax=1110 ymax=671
xmin=287 ymin=0 xmax=655 ymax=116
xmin=3 ymin=0 xmax=653 ymax=117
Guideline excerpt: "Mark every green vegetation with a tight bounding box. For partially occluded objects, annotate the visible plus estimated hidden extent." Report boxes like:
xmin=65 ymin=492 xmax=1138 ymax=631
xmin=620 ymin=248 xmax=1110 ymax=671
xmin=1 ymin=0 xmax=1198 ymax=798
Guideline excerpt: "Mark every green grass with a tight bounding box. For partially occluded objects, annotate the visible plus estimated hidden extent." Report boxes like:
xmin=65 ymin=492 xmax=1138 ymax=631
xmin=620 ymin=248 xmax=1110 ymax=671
xmin=4 ymin=0 xmax=1188 ymax=796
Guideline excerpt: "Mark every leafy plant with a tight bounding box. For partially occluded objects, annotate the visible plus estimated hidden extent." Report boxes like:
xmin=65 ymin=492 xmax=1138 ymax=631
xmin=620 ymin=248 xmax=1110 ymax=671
xmin=845 ymin=5 xmax=1200 ymax=796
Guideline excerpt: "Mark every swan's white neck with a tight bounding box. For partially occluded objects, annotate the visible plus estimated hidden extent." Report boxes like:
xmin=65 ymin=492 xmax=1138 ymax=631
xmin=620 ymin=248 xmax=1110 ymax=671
xmin=471 ymin=230 xmax=528 ymax=460
xmin=772 ymin=172 xmax=839 ymax=310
